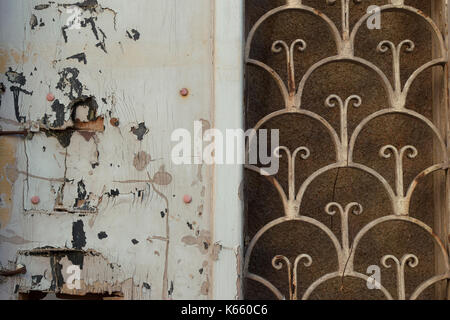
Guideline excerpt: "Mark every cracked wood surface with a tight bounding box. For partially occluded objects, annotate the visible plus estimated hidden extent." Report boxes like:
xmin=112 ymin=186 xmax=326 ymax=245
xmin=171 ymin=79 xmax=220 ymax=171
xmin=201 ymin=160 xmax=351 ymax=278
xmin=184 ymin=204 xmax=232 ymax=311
xmin=0 ymin=0 xmax=220 ymax=300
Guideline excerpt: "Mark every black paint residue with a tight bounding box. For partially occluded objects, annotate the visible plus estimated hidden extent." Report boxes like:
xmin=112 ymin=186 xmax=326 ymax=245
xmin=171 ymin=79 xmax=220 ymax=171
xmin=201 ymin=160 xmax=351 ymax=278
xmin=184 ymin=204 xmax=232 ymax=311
xmin=73 ymin=179 xmax=95 ymax=211
xmin=56 ymin=67 xmax=83 ymax=100
xmin=131 ymin=122 xmax=149 ymax=141
xmin=168 ymin=281 xmax=174 ymax=296
xmin=0 ymin=83 xmax=5 ymax=109
xmin=82 ymin=17 xmax=99 ymax=40
xmin=126 ymin=29 xmax=140 ymax=41
xmin=72 ymin=220 xmax=86 ymax=250
xmin=6 ymin=68 xmax=26 ymax=86
xmin=143 ymin=282 xmax=151 ymax=290
xmin=63 ymin=0 xmax=99 ymax=12
xmin=77 ymin=180 xmax=87 ymax=201
xmin=30 ymin=14 xmax=38 ymax=30
xmin=49 ymin=256 xmax=64 ymax=291
xmin=107 ymin=189 xmax=120 ymax=198
xmin=10 ymin=86 xmax=32 ymax=122
xmin=95 ymin=27 xmax=107 ymax=53
xmin=5 ymin=63 xmax=32 ymax=122
xmin=39 ymin=251 xmax=86 ymax=291
xmin=68 ymin=251 xmax=85 ymax=269
xmin=45 ymin=96 xmax=98 ymax=148
xmin=45 ymin=130 xmax=74 ymax=148
xmin=98 ymin=231 xmax=108 ymax=240
xmin=34 ymin=4 xmax=50 ymax=10
xmin=62 ymin=25 xmax=69 ymax=43
xmin=31 ymin=275 xmax=43 ymax=286
xmin=50 ymin=99 xmax=66 ymax=127
xmin=131 ymin=239 xmax=139 ymax=245
xmin=62 ymin=15 xmax=108 ymax=53
xmin=69 ymin=96 xmax=99 ymax=122
xmin=67 ymin=52 xmax=87 ymax=64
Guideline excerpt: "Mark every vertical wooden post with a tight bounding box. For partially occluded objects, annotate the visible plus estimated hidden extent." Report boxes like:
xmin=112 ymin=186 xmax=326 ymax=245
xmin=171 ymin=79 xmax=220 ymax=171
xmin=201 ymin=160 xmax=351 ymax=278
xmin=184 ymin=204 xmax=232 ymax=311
xmin=212 ymin=0 xmax=245 ymax=300
xmin=432 ymin=0 xmax=450 ymax=300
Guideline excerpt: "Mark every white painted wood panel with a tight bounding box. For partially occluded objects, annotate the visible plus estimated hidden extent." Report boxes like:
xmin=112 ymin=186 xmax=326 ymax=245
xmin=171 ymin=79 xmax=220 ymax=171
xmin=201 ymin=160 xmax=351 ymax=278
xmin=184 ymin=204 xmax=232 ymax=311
xmin=0 ymin=0 xmax=244 ymax=300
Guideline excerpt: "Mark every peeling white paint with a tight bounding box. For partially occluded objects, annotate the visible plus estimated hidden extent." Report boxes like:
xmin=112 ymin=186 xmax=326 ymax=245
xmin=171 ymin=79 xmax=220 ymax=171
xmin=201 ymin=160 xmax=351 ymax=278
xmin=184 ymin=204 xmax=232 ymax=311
xmin=0 ymin=0 xmax=242 ymax=300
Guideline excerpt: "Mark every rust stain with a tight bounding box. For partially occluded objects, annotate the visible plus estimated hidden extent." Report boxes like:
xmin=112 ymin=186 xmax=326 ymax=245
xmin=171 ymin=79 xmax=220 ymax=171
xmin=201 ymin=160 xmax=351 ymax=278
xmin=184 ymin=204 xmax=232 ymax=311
xmin=0 ymin=49 xmax=8 ymax=74
xmin=152 ymin=165 xmax=172 ymax=186
xmin=0 ymin=45 xmax=33 ymax=74
xmin=180 ymin=88 xmax=189 ymax=97
xmin=0 ymin=46 xmax=32 ymax=74
xmin=0 ymin=137 xmax=18 ymax=228
xmin=5 ymin=164 xmax=18 ymax=183
xmin=182 ymin=230 xmax=211 ymax=255
xmin=77 ymin=131 xmax=96 ymax=142
xmin=133 ymin=151 xmax=151 ymax=171
xmin=0 ymin=264 xmax=26 ymax=276
xmin=210 ymin=243 xmax=221 ymax=261
xmin=197 ymin=204 xmax=203 ymax=216
xmin=199 ymin=260 xmax=210 ymax=296
xmin=181 ymin=230 xmax=220 ymax=260
xmin=110 ymin=118 xmax=120 ymax=127
xmin=182 ymin=230 xmax=220 ymax=261
xmin=74 ymin=117 xmax=105 ymax=132
xmin=113 ymin=166 xmax=173 ymax=186
xmin=200 ymin=280 xmax=209 ymax=296
xmin=10 ymin=47 xmax=30 ymax=65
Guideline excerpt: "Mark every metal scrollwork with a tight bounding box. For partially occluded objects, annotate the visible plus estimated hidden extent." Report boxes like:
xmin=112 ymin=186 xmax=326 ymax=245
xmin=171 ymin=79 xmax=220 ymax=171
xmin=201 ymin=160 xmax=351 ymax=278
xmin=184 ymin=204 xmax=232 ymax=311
xmin=245 ymin=0 xmax=449 ymax=300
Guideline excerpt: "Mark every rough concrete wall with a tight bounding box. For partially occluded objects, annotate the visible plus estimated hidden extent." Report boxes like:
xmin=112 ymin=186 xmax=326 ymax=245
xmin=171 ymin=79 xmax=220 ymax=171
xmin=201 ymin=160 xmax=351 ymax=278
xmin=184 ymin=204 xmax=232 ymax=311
xmin=0 ymin=0 xmax=218 ymax=300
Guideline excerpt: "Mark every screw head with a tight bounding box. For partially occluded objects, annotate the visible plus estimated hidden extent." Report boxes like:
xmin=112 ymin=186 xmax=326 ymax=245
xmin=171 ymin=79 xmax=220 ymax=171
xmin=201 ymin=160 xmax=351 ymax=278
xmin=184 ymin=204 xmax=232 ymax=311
xmin=46 ymin=93 xmax=55 ymax=102
xmin=31 ymin=196 xmax=40 ymax=205
xmin=110 ymin=118 xmax=120 ymax=127
xmin=180 ymin=88 xmax=189 ymax=97
xmin=183 ymin=195 xmax=192 ymax=204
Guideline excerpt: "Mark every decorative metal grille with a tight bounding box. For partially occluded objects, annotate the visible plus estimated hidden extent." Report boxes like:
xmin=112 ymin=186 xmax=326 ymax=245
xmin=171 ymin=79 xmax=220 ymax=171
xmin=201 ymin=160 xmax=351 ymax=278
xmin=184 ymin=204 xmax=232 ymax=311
xmin=244 ymin=0 xmax=449 ymax=300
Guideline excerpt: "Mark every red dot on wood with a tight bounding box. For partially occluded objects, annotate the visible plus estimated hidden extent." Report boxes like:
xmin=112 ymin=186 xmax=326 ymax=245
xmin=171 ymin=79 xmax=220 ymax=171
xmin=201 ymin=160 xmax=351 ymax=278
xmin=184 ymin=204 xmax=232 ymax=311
xmin=180 ymin=88 xmax=189 ymax=97
xmin=46 ymin=93 xmax=55 ymax=102
xmin=183 ymin=195 xmax=192 ymax=204
xmin=31 ymin=196 xmax=40 ymax=205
